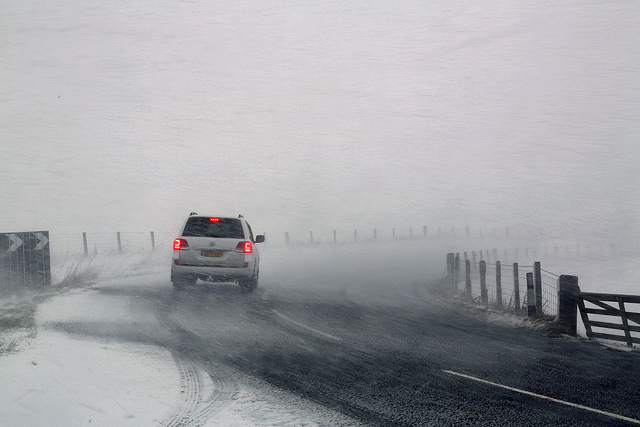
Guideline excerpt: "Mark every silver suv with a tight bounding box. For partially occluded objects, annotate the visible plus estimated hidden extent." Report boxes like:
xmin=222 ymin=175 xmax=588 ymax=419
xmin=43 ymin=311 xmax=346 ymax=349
xmin=171 ymin=213 xmax=265 ymax=292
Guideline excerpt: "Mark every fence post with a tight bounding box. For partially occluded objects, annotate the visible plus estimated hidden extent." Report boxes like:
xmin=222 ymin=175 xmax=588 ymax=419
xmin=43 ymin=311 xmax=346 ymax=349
xmin=619 ymin=297 xmax=633 ymax=347
xmin=495 ymin=261 xmax=502 ymax=308
xmin=117 ymin=232 xmax=122 ymax=253
xmin=150 ymin=231 xmax=155 ymax=250
xmin=513 ymin=263 xmax=520 ymax=310
xmin=480 ymin=261 xmax=488 ymax=306
xmin=557 ymin=275 xmax=580 ymax=337
xmin=82 ymin=232 xmax=89 ymax=257
xmin=534 ymin=262 xmax=542 ymax=314
xmin=454 ymin=253 xmax=460 ymax=291
xmin=446 ymin=253 xmax=455 ymax=289
xmin=310 ymin=231 xmax=314 ymax=245
xmin=465 ymin=259 xmax=471 ymax=298
xmin=527 ymin=272 xmax=536 ymax=316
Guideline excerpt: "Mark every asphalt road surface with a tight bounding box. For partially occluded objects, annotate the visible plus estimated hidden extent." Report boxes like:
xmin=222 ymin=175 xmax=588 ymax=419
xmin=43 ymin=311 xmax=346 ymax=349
xmin=53 ymin=274 xmax=640 ymax=426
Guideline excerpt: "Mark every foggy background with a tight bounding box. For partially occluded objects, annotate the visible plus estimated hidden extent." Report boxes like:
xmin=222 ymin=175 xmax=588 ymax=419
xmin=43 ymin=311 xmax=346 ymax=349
xmin=2 ymin=0 xmax=639 ymax=252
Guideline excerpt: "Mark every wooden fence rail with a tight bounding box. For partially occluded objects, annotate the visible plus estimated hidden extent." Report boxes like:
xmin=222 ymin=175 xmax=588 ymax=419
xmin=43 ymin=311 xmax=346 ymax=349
xmin=578 ymin=292 xmax=640 ymax=347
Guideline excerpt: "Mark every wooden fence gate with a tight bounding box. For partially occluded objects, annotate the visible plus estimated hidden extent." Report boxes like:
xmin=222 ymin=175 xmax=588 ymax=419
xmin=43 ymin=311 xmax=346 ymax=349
xmin=577 ymin=292 xmax=640 ymax=347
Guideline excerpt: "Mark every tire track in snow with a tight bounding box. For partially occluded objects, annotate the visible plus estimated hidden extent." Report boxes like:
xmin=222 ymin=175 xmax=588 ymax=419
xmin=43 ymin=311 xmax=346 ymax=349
xmin=162 ymin=353 xmax=231 ymax=427
xmin=155 ymin=293 xmax=238 ymax=427
xmin=163 ymin=353 xmax=202 ymax=427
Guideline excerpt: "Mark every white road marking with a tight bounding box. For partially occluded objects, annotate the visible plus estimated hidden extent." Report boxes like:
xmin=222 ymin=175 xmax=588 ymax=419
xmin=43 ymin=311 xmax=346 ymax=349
xmin=272 ymin=310 xmax=343 ymax=342
xmin=443 ymin=370 xmax=640 ymax=424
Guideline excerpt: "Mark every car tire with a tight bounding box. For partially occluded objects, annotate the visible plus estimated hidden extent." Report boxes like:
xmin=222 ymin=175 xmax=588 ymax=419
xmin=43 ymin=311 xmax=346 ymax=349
xmin=172 ymin=272 xmax=196 ymax=289
xmin=239 ymin=268 xmax=258 ymax=293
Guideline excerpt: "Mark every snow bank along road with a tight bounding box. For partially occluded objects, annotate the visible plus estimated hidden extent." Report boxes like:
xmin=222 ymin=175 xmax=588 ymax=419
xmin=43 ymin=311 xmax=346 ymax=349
xmin=3 ymin=271 xmax=640 ymax=426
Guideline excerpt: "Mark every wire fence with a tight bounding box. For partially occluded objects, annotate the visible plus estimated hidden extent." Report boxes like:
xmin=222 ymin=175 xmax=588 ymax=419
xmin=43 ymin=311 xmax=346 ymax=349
xmin=456 ymin=257 xmax=560 ymax=318
xmin=283 ymin=227 xmax=637 ymax=261
xmin=49 ymin=232 xmax=174 ymax=258
xmin=468 ymin=262 xmax=532 ymax=311
xmin=540 ymin=268 xmax=560 ymax=318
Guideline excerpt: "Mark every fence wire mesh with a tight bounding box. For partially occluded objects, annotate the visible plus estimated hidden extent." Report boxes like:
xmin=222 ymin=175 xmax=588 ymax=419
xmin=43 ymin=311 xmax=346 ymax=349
xmin=50 ymin=232 xmax=174 ymax=258
xmin=540 ymin=268 xmax=560 ymax=317
xmin=462 ymin=259 xmax=559 ymax=317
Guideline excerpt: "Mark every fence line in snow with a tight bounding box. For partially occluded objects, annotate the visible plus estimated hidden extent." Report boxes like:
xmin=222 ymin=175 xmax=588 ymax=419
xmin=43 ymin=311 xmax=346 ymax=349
xmin=447 ymin=253 xmax=560 ymax=317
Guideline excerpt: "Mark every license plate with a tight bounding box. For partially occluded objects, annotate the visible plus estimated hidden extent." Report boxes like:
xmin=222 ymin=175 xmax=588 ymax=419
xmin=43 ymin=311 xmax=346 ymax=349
xmin=202 ymin=250 xmax=224 ymax=257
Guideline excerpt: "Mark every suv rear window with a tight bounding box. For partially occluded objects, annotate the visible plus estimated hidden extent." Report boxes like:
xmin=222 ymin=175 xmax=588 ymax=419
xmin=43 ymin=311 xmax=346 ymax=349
xmin=182 ymin=217 xmax=245 ymax=239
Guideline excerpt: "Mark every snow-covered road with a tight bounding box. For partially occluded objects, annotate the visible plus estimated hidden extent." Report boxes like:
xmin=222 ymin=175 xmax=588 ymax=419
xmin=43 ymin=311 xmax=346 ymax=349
xmin=0 ymin=274 xmax=365 ymax=426
xmin=1 ymin=242 xmax=639 ymax=426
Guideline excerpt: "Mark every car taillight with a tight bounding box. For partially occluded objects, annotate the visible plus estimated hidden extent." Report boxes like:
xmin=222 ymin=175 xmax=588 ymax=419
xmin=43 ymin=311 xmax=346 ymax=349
xmin=173 ymin=238 xmax=189 ymax=250
xmin=235 ymin=241 xmax=252 ymax=253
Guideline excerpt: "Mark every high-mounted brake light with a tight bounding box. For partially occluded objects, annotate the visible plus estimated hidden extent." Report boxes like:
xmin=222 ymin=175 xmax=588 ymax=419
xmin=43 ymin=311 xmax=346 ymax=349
xmin=210 ymin=218 xmax=220 ymax=222
xmin=235 ymin=241 xmax=252 ymax=253
xmin=173 ymin=238 xmax=189 ymax=250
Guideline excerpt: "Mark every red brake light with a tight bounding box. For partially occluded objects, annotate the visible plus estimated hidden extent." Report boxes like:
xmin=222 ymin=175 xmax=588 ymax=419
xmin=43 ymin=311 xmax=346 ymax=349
xmin=210 ymin=218 xmax=220 ymax=222
xmin=235 ymin=241 xmax=252 ymax=253
xmin=173 ymin=238 xmax=189 ymax=250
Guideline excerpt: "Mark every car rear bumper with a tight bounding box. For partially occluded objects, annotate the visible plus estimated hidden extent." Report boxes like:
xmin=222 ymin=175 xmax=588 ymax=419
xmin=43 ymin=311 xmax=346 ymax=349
xmin=171 ymin=265 xmax=255 ymax=281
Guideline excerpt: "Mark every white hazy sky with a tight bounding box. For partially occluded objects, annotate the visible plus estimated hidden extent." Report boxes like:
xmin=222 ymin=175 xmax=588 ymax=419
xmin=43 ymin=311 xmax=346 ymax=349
xmin=1 ymin=1 xmax=638 ymax=246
